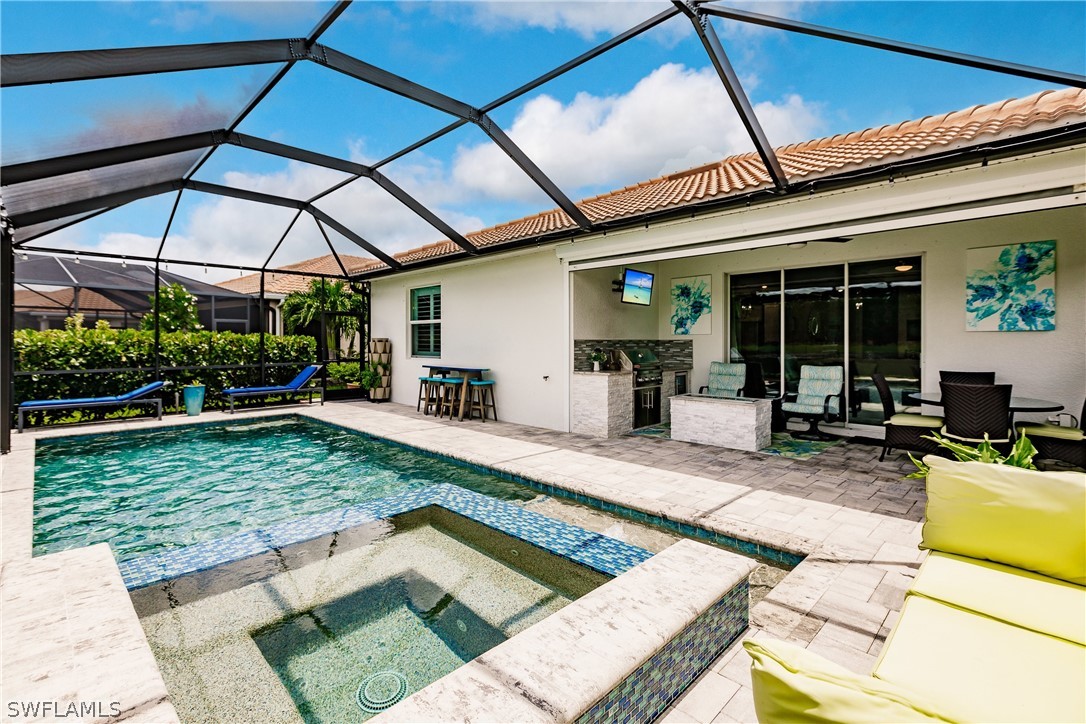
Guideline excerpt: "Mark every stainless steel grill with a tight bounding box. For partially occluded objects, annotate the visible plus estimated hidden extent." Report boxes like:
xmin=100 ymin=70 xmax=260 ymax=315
xmin=620 ymin=347 xmax=662 ymax=428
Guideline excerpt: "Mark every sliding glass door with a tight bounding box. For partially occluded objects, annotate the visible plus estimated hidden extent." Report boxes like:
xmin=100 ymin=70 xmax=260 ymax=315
xmin=729 ymin=256 xmax=921 ymax=426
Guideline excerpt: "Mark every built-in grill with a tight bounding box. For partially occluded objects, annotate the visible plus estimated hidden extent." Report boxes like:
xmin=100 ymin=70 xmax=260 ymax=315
xmin=620 ymin=347 xmax=662 ymax=428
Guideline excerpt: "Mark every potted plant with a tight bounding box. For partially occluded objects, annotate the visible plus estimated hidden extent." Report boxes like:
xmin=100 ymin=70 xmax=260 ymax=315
xmin=589 ymin=348 xmax=607 ymax=372
xmin=360 ymin=360 xmax=390 ymax=402
xmin=183 ymin=380 xmax=205 ymax=416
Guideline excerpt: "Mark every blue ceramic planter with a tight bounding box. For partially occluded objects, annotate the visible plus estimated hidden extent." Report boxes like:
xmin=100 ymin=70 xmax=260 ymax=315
xmin=183 ymin=385 xmax=205 ymax=416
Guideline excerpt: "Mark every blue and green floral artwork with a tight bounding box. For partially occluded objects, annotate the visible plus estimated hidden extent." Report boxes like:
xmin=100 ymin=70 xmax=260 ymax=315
xmin=965 ymin=241 xmax=1056 ymax=332
xmin=670 ymin=275 xmax=712 ymax=335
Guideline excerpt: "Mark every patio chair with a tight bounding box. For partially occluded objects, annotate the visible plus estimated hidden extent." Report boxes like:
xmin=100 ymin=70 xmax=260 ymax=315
xmin=18 ymin=380 xmax=165 ymax=432
xmin=939 ymin=370 xmax=996 ymax=385
xmin=781 ymin=365 xmax=844 ymax=440
xmin=939 ymin=381 xmax=1013 ymax=451
xmin=699 ymin=362 xmax=746 ymax=397
xmin=1016 ymin=398 xmax=1086 ymax=470
xmin=221 ymin=364 xmax=324 ymax=413
xmin=872 ymin=373 xmax=943 ymax=461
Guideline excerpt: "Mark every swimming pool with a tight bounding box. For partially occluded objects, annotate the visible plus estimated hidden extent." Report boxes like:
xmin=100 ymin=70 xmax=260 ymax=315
xmin=33 ymin=417 xmax=534 ymax=560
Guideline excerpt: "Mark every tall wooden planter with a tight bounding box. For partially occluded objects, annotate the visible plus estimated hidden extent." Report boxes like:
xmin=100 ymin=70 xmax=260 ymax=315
xmin=368 ymin=338 xmax=392 ymax=401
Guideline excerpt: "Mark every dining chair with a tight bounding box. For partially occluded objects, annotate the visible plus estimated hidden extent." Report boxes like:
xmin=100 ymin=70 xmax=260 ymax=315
xmin=1017 ymin=398 xmax=1086 ymax=469
xmin=940 ymin=382 xmax=1013 ymax=451
xmin=939 ymin=370 xmax=996 ymax=385
xmin=872 ymin=373 xmax=943 ymax=461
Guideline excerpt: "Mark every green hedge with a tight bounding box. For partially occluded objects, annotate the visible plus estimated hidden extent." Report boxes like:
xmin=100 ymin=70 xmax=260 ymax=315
xmin=14 ymin=327 xmax=317 ymax=416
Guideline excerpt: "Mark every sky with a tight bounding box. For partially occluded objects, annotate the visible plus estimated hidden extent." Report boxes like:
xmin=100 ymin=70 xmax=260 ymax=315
xmin=2 ymin=0 xmax=1084 ymax=281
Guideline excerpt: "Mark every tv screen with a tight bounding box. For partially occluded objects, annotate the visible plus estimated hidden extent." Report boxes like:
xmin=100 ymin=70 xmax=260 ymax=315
xmin=621 ymin=268 xmax=654 ymax=306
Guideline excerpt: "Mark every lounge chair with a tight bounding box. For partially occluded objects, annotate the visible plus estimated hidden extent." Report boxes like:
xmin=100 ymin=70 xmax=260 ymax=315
xmin=699 ymin=361 xmax=747 ymax=397
xmin=18 ymin=381 xmax=165 ymax=432
xmin=221 ymin=364 xmax=324 ymax=413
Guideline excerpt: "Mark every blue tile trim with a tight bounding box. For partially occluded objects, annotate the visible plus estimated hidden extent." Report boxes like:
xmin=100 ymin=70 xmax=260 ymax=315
xmin=308 ymin=416 xmax=805 ymax=567
xmin=577 ymin=580 xmax=750 ymax=724
xmin=119 ymin=483 xmax=653 ymax=590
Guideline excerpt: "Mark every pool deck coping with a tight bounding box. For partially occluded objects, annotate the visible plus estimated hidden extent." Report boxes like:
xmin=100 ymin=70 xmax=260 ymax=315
xmin=1 ymin=402 xmax=925 ymax=723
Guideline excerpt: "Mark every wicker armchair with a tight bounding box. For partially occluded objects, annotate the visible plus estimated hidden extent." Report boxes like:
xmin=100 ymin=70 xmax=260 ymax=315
xmin=940 ymin=382 xmax=1013 ymax=452
xmin=1017 ymin=398 xmax=1086 ymax=469
xmin=872 ymin=373 xmax=943 ymax=462
xmin=939 ymin=370 xmax=996 ymax=385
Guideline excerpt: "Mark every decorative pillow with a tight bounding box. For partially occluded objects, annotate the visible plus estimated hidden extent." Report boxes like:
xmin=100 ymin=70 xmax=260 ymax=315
xmin=744 ymin=639 xmax=953 ymax=723
xmin=921 ymin=456 xmax=1086 ymax=585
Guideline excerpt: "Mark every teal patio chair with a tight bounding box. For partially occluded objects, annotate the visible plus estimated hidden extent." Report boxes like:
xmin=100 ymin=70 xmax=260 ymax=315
xmin=699 ymin=362 xmax=747 ymax=398
xmin=781 ymin=365 xmax=844 ymax=440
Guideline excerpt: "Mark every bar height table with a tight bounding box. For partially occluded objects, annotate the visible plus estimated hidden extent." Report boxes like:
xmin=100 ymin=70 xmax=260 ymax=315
xmin=423 ymin=365 xmax=490 ymax=421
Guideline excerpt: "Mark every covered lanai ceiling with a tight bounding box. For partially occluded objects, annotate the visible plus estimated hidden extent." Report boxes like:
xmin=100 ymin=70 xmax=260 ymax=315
xmin=2 ymin=1 xmax=1084 ymax=282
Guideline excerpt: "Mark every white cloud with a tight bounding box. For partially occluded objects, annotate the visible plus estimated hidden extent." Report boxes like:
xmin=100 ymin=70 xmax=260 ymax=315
xmin=151 ymin=1 xmax=323 ymax=32
xmin=466 ymin=0 xmax=813 ymax=42
xmin=452 ymin=62 xmax=824 ymax=200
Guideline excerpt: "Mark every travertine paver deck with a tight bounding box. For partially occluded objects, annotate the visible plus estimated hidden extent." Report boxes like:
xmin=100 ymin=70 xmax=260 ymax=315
xmin=1 ymin=401 xmax=929 ymax=723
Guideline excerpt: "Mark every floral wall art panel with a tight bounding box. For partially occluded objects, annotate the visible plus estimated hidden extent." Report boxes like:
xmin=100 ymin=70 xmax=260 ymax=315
xmin=965 ymin=240 xmax=1056 ymax=331
xmin=670 ymin=275 xmax=712 ymax=335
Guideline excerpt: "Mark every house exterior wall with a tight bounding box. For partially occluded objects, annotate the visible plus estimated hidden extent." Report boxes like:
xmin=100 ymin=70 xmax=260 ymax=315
xmin=370 ymin=249 xmax=570 ymax=430
xmin=370 ymin=147 xmax=1085 ymax=432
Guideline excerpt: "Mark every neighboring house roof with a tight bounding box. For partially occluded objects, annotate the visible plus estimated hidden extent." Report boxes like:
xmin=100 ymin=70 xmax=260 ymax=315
xmin=218 ymin=254 xmax=376 ymax=295
xmin=252 ymin=88 xmax=1086 ymax=282
xmin=14 ymin=287 xmax=128 ymax=313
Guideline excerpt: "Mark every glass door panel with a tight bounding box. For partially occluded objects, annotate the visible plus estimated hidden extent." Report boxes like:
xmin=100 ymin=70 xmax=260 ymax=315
xmin=729 ymin=271 xmax=781 ymax=398
xmin=848 ymin=257 xmax=922 ymax=424
xmin=783 ymin=265 xmax=845 ymax=397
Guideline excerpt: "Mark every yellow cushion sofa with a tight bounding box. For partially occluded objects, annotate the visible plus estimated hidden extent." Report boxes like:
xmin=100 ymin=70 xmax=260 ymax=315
xmin=746 ymin=456 xmax=1086 ymax=723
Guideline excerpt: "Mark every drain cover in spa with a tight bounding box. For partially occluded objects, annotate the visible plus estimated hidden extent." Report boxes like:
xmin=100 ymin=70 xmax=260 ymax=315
xmin=356 ymin=671 xmax=409 ymax=713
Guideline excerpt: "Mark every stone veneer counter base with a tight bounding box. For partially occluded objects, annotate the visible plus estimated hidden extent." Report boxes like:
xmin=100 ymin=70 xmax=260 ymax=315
xmin=670 ymin=394 xmax=772 ymax=452
xmin=373 ymin=540 xmax=756 ymax=723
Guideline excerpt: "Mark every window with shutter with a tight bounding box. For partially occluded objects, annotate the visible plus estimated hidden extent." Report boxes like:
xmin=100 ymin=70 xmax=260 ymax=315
xmin=410 ymin=285 xmax=441 ymax=357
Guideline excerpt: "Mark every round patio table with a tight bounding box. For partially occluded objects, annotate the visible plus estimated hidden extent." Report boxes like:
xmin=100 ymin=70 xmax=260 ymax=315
xmin=905 ymin=392 xmax=1063 ymax=413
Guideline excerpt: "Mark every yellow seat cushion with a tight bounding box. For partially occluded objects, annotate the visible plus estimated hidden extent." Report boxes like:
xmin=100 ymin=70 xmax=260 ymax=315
xmin=921 ymin=456 xmax=1086 ymax=584
xmin=910 ymin=552 xmax=1085 ymax=645
xmin=743 ymin=639 xmax=952 ymax=723
xmin=1017 ymin=423 xmax=1084 ymax=441
xmin=887 ymin=414 xmax=943 ymax=428
xmin=873 ymin=594 xmax=1086 ymax=723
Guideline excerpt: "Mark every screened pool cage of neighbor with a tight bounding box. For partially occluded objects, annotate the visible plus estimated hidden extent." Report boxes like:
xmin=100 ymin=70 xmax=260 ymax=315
xmin=2 ymin=0 xmax=1084 ymax=452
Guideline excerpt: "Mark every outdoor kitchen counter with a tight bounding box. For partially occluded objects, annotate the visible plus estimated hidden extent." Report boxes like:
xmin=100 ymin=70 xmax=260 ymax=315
xmin=670 ymin=393 xmax=772 ymax=451
xmin=571 ymin=370 xmax=633 ymax=438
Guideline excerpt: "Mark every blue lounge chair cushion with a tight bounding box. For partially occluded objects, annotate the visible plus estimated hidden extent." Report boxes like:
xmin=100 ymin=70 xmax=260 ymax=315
xmin=20 ymin=381 xmax=164 ymax=408
xmin=21 ymin=396 xmax=119 ymax=407
xmin=223 ymin=365 xmax=322 ymax=396
xmin=116 ymin=381 xmax=165 ymax=401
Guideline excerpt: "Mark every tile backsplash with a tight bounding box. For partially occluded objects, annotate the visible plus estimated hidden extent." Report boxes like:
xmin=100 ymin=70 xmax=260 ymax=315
xmin=574 ymin=339 xmax=693 ymax=371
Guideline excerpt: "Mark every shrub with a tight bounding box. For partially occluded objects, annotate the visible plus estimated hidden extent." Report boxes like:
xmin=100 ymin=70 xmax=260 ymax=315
xmin=13 ymin=325 xmax=316 ymax=422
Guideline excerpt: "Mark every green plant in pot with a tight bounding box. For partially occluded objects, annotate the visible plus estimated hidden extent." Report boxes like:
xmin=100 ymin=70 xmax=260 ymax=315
xmin=589 ymin=348 xmax=607 ymax=372
xmin=360 ymin=360 xmax=390 ymax=402
xmin=907 ymin=431 xmax=1038 ymax=478
xmin=183 ymin=379 xmax=205 ymax=416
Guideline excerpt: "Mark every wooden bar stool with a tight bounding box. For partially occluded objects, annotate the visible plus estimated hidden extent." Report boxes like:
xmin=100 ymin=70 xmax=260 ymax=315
xmin=416 ymin=376 xmax=441 ymax=415
xmin=436 ymin=377 xmax=464 ymax=419
xmin=468 ymin=379 xmax=498 ymax=422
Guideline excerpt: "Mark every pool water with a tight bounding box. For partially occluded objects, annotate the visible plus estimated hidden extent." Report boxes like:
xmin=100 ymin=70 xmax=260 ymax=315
xmin=132 ymin=508 xmax=608 ymax=723
xmin=33 ymin=417 xmax=533 ymax=560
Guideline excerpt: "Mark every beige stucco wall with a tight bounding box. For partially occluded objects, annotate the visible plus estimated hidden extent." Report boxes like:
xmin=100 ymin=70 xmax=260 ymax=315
xmin=370 ymin=249 xmax=570 ymax=430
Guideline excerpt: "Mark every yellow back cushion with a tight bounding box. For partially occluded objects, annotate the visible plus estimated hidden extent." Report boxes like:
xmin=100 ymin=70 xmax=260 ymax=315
xmin=921 ymin=456 xmax=1086 ymax=585
xmin=744 ymin=639 xmax=953 ymax=723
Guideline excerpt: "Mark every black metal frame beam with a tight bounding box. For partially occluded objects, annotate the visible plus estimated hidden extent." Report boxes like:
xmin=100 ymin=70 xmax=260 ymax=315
xmin=3 ymin=129 xmax=478 ymax=254
xmin=12 ymin=180 xmax=182 ymax=228
xmin=698 ymin=3 xmax=1086 ymax=89
xmin=308 ymin=206 xmax=401 ymax=270
xmin=1 ymin=208 xmax=13 ymax=454
xmin=675 ymin=1 xmax=789 ymax=190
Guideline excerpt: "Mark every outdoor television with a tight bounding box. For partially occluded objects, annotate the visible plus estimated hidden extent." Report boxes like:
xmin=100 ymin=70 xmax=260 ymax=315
xmin=620 ymin=268 xmax=654 ymax=306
